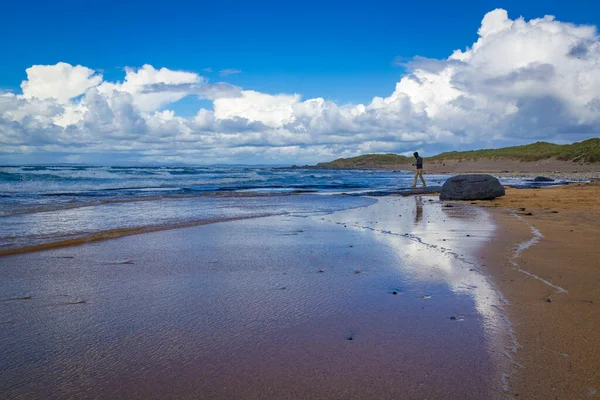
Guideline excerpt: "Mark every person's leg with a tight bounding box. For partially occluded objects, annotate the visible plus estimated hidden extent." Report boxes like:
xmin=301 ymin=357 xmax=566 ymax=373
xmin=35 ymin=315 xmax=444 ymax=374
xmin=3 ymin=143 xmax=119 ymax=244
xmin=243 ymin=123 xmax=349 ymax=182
xmin=419 ymin=170 xmax=426 ymax=187
xmin=412 ymin=171 xmax=418 ymax=188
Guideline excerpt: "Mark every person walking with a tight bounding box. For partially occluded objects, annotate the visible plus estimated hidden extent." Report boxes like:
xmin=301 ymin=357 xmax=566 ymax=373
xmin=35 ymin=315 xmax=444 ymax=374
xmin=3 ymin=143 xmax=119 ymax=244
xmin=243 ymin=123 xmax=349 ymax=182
xmin=411 ymin=152 xmax=426 ymax=188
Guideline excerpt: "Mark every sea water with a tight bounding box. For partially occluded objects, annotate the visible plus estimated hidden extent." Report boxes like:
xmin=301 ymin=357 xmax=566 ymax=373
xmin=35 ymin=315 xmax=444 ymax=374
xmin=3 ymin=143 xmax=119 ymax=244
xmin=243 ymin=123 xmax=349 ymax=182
xmin=0 ymin=165 xmax=557 ymax=253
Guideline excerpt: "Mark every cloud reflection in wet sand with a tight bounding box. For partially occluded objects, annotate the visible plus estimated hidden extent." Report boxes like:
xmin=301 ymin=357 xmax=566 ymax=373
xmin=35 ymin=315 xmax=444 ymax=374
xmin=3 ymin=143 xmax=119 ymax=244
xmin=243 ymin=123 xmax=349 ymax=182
xmin=321 ymin=196 xmax=517 ymax=392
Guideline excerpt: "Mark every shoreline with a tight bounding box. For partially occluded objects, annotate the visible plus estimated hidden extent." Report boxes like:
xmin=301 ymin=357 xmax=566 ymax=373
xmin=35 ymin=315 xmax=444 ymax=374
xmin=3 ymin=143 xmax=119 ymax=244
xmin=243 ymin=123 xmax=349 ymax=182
xmin=469 ymin=182 xmax=600 ymax=399
xmin=0 ymin=215 xmax=272 ymax=256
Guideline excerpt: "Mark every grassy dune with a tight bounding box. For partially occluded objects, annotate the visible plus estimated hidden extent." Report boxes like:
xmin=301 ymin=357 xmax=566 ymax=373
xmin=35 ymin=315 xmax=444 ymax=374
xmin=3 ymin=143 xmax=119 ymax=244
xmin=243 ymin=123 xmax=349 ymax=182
xmin=316 ymin=138 xmax=600 ymax=168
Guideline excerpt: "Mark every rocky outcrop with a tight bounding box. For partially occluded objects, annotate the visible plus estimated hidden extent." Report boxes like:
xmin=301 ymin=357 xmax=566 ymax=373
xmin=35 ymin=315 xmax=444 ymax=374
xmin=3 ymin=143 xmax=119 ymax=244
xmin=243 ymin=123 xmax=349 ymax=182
xmin=440 ymin=174 xmax=505 ymax=200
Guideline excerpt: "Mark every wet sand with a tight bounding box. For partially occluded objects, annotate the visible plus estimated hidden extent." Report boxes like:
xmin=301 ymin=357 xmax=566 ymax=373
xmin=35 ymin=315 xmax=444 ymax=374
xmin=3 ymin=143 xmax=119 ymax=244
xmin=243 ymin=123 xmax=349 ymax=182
xmin=469 ymin=182 xmax=600 ymax=399
xmin=1 ymin=197 xmax=510 ymax=399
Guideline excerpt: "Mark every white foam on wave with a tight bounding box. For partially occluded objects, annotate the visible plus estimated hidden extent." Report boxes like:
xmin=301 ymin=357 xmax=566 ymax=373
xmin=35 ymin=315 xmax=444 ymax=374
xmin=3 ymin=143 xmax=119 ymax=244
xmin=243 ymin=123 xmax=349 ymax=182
xmin=0 ymin=172 xmax=271 ymax=194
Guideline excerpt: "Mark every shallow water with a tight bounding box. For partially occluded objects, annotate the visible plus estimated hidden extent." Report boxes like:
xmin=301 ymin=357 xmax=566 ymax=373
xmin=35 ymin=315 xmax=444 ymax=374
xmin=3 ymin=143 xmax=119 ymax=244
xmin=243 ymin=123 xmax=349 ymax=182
xmin=0 ymin=196 xmax=510 ymax=399
xmin=0 ymin=165 xmax=556 ymax=253
xmin=0 ymin=194 xmax=374 ymax=253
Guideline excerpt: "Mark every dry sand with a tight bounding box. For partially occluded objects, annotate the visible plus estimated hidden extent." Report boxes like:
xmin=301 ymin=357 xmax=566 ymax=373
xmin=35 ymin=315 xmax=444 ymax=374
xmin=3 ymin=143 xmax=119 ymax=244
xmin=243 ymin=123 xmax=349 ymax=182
xmin=468 ymin=182 xmax=600 ymax=399
xmin=426 ymin=159 xmax=600 ymax=176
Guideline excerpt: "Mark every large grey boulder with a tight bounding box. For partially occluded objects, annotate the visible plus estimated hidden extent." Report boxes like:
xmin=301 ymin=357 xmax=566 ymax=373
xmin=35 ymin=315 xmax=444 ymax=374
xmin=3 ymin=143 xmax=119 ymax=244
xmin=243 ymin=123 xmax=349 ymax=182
xmin=440 ymin=174 xmax=505 ymax=200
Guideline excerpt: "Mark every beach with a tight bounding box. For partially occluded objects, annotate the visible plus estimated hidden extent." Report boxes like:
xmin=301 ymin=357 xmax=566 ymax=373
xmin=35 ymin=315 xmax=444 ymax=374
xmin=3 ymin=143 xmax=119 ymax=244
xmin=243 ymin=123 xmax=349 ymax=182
xmin=4 ymin=1 xmax=600 ymax=397
xmin=326 ymin=160 xmax=600 ymax=182
xmin=1 ymin=167 xmax=599 ymax=399
xmin=469 ymin=182 xmax=600 ymax=399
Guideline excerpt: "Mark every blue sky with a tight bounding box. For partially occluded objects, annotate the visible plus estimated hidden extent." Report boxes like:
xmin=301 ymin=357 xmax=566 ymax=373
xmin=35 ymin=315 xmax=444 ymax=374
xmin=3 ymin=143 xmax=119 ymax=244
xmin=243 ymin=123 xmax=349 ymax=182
xmin=1 ymin=0 xmax=600 ymax=164
xmin=3 ymin=0 xmax=598 ymax=104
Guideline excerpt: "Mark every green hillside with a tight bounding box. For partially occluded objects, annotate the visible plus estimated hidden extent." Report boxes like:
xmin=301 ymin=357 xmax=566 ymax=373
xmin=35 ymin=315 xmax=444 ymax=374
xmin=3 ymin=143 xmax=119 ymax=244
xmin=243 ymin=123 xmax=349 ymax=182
xmin=431 ymin=138 xmax=600 ymax=163
xmin=316 ymin=138 xmax=600 ymax=168
xmin=316 ymin=153 xmax=413 ymax=168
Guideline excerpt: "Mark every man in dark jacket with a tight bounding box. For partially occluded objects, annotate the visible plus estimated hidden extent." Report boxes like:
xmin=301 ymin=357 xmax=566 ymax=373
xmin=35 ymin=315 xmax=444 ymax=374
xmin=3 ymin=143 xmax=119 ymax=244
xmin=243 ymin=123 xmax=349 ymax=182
xmin=411 ymin=152 xmax=426 ymax=188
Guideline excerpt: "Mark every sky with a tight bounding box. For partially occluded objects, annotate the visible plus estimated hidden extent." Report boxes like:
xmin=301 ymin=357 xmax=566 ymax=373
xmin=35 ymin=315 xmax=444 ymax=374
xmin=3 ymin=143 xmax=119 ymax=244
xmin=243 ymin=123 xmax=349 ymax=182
xmin=1 ymin=0 xmax=600 ymax=165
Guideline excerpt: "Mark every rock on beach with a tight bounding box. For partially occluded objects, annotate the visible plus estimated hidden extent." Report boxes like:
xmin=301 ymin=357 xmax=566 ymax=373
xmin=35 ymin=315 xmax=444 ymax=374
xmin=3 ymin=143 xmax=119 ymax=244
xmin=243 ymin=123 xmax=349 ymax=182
xmin=440 ymin=174 xmax=505 ymax=200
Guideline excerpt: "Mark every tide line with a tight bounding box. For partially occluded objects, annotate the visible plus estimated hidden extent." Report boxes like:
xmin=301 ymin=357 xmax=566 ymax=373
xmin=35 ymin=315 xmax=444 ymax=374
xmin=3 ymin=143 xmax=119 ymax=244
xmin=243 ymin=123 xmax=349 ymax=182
xmin=510 ymin=213 xmax=568 ymax=294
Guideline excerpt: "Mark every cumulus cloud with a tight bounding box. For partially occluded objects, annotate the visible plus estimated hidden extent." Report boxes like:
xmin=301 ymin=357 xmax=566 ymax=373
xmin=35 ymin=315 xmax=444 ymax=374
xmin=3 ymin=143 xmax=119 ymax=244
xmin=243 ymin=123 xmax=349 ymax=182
xmin=21 ymin=62 xmax=103 ymax=104
xmin=1 ymin=9 xmax=600 ymax=164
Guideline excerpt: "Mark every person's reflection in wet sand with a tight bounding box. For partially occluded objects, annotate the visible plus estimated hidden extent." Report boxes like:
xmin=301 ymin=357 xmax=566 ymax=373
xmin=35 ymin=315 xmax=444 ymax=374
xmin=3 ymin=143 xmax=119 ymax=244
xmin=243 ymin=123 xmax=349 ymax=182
xmin=414 ymin=196 xmax=423 ymax=225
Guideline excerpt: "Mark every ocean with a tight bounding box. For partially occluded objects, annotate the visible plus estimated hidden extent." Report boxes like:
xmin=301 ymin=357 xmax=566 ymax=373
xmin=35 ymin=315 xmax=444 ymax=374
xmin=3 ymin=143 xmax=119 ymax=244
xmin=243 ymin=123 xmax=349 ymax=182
xmin=0 ymin=165 xmax=561 ymax=254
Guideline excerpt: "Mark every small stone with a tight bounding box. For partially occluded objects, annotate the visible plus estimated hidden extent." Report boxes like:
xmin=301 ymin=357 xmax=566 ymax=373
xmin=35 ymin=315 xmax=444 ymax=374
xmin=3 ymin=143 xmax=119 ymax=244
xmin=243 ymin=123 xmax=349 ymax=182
xmin=551 ymin=211 xmax=558 ymax=214
xmin=466 ymin=234 xmax=471 ymax=237
xmin=546 ymin=298 xmax=552 ymax=303
xmin=449 ymin=316 xmax=457 ymax=320
xmin=392 ymin=291 xmax=398 ymax=295
xmin=444 ymin=204 xmax=453 ymax=208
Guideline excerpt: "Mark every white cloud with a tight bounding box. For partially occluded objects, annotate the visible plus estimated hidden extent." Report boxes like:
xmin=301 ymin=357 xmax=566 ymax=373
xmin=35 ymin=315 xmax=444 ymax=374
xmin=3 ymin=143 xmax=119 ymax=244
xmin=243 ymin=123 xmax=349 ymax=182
xmin=2 ymin=9 xmax=600 ymax=164
xmin=96 ymin=64 xmax=203 ymax=112
xmin=214 ymin=90 xmax=299 ymax=127
xmin=21 ymin=62 xmax=103 ymax=104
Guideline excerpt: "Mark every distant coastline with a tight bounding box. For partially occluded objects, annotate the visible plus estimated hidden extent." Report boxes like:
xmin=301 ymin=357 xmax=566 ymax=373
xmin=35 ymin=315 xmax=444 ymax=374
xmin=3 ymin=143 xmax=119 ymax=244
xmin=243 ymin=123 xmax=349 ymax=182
xmin=292 ymin=138 xmax=600 ymax=172
xmin=291 ymin=139 xmax=600 ymax=179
